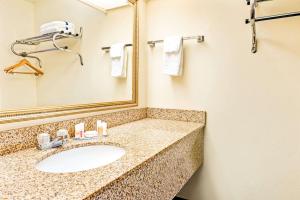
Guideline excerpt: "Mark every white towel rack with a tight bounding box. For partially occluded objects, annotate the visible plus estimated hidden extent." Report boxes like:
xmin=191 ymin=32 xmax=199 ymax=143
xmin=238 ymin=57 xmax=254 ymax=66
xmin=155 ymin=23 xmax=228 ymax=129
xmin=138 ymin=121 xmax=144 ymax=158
xmin=11 ymin=27 xmax=84 ymax=67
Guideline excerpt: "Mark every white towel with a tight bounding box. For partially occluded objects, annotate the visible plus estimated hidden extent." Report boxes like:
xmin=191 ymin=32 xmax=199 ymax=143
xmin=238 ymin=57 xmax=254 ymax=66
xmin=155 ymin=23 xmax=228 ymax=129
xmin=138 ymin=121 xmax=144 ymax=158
xmin=40 ymin=21 xmax=74 ymax=30
xmin=40 ymin=26 xmax=75 ymax=35
xmin=110 ymin=43 xmax=127 ymax=78
xmin=163 ymin=36 xmax=183 ymax=76
xmin=164 ymin=36 xmax=182 ymax=53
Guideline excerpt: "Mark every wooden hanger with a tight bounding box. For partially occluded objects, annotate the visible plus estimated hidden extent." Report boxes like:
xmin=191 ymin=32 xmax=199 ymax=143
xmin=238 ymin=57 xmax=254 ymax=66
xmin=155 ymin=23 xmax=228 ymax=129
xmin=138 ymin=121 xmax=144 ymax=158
xmin=4 ymin=59 xmax=44 ymax=76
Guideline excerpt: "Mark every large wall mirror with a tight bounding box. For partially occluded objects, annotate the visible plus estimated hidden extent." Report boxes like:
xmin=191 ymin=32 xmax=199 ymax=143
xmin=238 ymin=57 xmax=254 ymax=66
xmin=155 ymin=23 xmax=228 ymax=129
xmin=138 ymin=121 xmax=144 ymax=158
xmin=0 ymin=0 xmax=138 ymax=124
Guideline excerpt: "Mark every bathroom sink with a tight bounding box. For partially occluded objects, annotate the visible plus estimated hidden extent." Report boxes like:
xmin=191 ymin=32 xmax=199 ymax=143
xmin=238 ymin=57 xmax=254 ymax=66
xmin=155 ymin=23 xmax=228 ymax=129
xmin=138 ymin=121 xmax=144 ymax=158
xmin=36 ymin=145 xmax=125 ymax=173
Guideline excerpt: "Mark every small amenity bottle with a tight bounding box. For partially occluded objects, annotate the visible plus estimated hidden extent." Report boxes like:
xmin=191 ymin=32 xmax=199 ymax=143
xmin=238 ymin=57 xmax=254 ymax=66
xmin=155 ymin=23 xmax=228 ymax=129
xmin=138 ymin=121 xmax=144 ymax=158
xmin=97 ymin=120 xmax=103 ymax=138
xmin=102 ymin=122 xmax=108 ymax=137
xmin=75 ymin=123 xmax=84 ymax=139
xmin=96 ymin=121 xmax=108 ymax=138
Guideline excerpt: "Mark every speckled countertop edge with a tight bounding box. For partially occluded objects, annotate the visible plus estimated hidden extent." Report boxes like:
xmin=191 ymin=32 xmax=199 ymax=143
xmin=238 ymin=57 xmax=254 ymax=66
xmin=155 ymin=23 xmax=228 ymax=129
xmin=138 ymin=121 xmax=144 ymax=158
xmin=0 ymin=118 xmax=204 ymax=200
xmin=86 ymin=126 xmax=203 ymax=200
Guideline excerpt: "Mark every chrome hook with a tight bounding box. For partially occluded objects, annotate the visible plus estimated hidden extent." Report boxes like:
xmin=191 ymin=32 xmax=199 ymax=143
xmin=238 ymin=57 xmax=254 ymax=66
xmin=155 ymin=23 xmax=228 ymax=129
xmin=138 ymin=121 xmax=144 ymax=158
xmin=10 ymin=42 xmax=43 ymax=67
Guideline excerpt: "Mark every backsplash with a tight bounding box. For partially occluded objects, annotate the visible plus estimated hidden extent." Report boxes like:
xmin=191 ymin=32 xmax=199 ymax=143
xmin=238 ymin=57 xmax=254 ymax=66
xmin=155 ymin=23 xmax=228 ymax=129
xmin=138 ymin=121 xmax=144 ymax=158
xmin=147 ymin=108 xmax=206 ymax=123
xmin=0 ymin=108 xmax=147 ymax=156
xmin=0 ymin=108 xmax=206 ymax=156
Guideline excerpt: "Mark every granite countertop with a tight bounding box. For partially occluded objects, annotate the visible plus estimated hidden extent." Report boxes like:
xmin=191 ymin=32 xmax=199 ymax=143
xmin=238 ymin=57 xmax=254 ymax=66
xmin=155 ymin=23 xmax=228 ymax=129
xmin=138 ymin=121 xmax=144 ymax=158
xmin=0 ymin=119 xmax=204 ymax=200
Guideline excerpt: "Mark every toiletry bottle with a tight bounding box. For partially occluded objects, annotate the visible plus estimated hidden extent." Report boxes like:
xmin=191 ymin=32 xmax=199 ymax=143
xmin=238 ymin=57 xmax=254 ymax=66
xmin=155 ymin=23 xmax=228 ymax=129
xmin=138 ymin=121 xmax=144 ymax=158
xmin=97 ymin=120 xmax=103 ymax=138
xmin=102 ymin=122 xmax=108 ymax=137
xmin=75 ymin=123 xmax=85 ymax=139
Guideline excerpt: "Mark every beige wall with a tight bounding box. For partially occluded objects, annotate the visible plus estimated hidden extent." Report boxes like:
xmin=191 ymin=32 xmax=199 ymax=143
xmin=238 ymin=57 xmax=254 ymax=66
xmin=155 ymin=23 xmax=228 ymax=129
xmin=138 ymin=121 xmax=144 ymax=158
xmin=145 ymin=0 xmax=300 ymax=200
xmin=34 ymin=0 xmax=133 ymax=106
xmin=0 ymin=0 xmax=37 ymax=110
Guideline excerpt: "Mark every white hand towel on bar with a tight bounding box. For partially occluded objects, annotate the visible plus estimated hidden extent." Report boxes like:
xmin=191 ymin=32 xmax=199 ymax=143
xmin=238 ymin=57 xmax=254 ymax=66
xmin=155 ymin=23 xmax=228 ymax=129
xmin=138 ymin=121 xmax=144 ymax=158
xmin=163 ymin=36 xmax=183 ymax=76
xmin=40 ymin=21 xmax=74 ymax=30
xmin=110 ymin=43 xmax=127 ymax=78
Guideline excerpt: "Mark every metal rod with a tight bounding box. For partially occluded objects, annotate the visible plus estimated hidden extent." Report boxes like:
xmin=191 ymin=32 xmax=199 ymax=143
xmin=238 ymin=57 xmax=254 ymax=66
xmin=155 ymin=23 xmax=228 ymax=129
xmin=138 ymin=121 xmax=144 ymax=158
xmin=246 ymin=11 xmax=300 ymax=24
xmin=250 ymin=0 xmax=258 ymax=53
xmin=102 ymin=44 xmax=133 ymax=51
xmin=246 ymin=0 xmax=272 ymax=6
xmin=16 ymin=31 xmax=81 ymax=45
xmin=53 ymin=32 xmax=84 ymax=66
xmin=147 ymin=35 xmax=205 ymax=47
xmin=10 ymin=42 xmax=43 ymax=67
xmin=26 ymin=47 xmax=68 ymax=55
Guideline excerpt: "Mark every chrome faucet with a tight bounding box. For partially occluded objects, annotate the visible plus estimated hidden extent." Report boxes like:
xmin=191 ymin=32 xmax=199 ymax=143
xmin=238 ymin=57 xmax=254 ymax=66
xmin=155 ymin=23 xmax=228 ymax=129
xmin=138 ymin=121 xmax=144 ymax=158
xmin=50 ymin=136 xmax=65 ymax=148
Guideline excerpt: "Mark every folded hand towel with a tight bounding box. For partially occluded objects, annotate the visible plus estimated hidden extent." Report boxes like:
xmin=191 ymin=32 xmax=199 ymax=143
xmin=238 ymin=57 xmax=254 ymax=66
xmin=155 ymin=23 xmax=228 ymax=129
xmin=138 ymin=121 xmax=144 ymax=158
xmin=40 ymin=21 xmax=74 ymax=30
xmin=110 ymin=43 xmax=127 ymax=78
xmin=163 ymin=36 xmax=183 ymax=76
xmin=164 ymin=36 xmax=183 ymax=53
xmin=110 ymin=43 xmax=124 ymax=58
xmin=40 ymin=26 xmax=75 ymax=35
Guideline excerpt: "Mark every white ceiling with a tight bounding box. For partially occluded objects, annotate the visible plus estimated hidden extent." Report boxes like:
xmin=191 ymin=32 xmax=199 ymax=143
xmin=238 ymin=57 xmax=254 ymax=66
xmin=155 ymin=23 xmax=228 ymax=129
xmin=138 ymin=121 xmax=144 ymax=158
xmin=25 ymin=0 xmax=129 ymax=11
xmin=78 ymin=0 xmax=129 ymax=11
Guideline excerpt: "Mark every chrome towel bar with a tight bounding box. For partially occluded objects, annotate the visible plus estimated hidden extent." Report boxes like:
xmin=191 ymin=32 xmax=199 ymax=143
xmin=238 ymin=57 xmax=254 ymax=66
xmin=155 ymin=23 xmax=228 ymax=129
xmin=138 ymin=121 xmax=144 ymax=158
xmin=101 ymin=44 xmax=133 ymax=52
xmin=246 ymin=11 xmax=300 ymax=24
xmin=147 ymin=35 xmax=205 ymax=48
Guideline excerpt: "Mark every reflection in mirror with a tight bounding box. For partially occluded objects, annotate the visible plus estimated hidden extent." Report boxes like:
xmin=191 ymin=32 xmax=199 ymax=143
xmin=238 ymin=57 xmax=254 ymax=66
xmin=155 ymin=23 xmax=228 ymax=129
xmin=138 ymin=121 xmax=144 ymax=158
xmin=0 ymin=0 xmax=134 ymax=112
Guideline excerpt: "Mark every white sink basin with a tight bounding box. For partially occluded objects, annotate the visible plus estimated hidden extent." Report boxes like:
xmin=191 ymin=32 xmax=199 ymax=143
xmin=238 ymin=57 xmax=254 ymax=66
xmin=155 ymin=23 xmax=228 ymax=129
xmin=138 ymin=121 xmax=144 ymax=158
xmin=36 ymin=145 xmax=125 ymax=173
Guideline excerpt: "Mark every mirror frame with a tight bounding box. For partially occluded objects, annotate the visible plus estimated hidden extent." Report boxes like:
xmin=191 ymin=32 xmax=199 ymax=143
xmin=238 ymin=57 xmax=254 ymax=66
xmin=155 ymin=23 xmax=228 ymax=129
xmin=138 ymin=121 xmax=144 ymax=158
xmin=0 ymin=0 xmax=139 ymax=124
